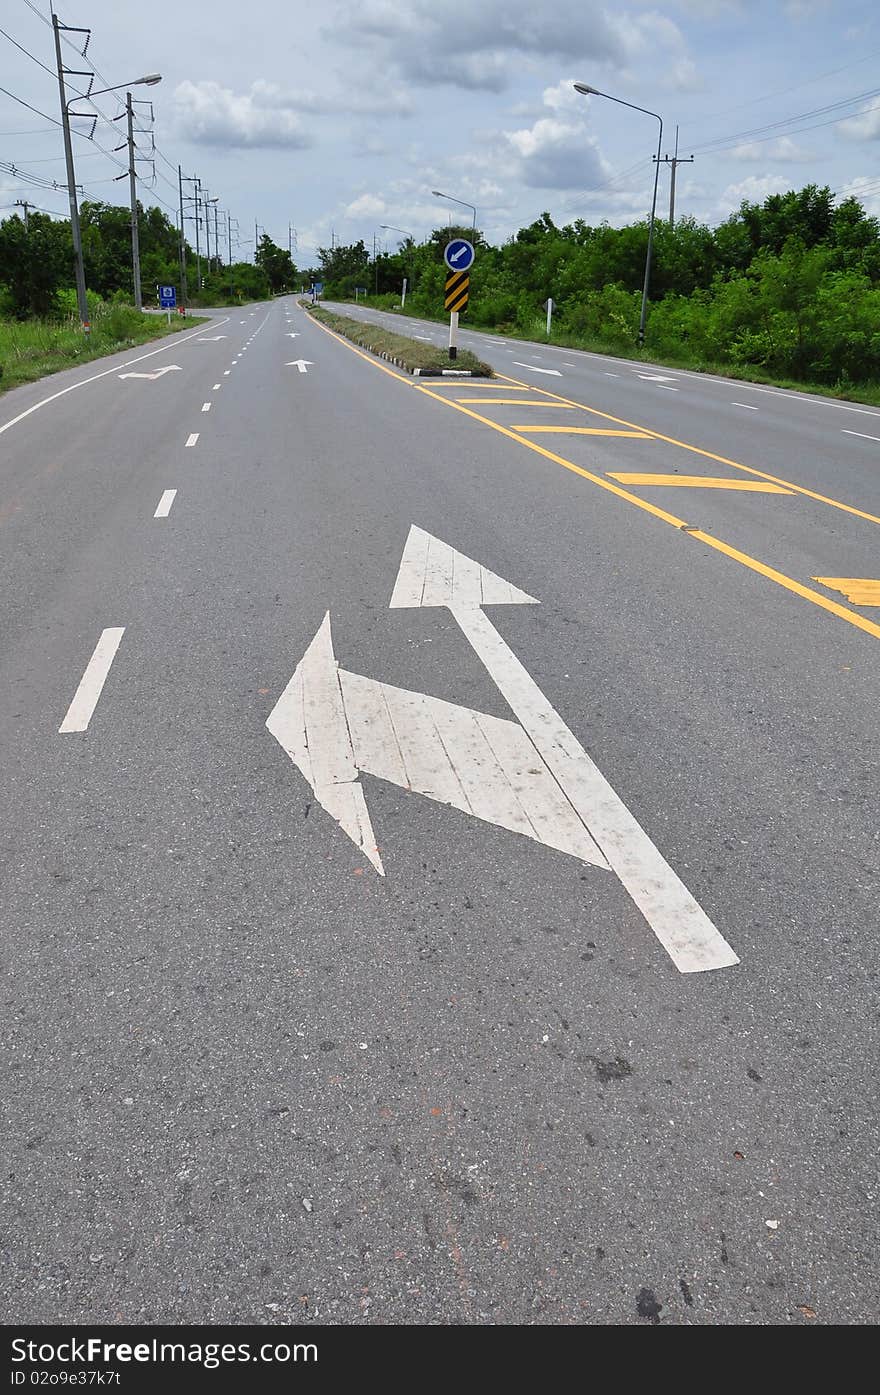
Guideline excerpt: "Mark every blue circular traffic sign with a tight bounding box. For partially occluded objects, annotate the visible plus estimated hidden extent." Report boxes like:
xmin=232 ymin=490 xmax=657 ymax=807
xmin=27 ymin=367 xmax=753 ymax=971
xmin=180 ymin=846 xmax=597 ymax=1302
xmin=444 ymin=238 xmax=475 ymax=272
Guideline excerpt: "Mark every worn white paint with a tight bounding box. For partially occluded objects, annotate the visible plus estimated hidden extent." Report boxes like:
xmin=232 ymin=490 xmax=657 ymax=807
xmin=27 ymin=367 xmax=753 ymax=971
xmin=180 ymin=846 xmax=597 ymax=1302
xmin=185 ymin=432 xmax=199 ymax=447
xmin=59 ymin=628 xmax=125 ymax=734
xmin=153 ymin=489 xmax=177 ymax=518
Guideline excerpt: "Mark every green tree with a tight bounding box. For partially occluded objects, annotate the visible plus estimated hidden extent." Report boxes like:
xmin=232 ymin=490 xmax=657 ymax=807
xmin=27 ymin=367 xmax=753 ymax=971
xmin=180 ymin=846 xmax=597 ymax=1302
xmin=0 ymin=212 xmax=73 ymax=317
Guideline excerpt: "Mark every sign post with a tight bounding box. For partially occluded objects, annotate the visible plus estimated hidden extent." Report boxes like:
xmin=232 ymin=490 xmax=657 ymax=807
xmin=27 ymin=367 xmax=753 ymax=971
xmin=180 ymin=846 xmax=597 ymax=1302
xmin=443 ymin=239 xmax=475 ymax=361
xmin=402 ymin=276 xmax=408 ymax=309
xmin=159 ymin=284 xmax=177 ymax=325
xmin=544 ymin=296 xmax=554 ymax=338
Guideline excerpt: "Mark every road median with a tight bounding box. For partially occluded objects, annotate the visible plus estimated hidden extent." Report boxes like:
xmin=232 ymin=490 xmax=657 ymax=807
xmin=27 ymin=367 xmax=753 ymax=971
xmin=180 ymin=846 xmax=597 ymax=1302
xmin=305 ymin=303 xmax=492 ymax=377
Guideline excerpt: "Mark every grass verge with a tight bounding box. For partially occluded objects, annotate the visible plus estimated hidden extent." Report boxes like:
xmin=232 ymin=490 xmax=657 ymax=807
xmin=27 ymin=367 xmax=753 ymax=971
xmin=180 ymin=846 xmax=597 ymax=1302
xmin=307 ymin=303 xmax=492 ymax=375
xmin=0 ymin=306 xmax=207 ymax=395
xmin=342 ymin=296 xmax=880 ymax=408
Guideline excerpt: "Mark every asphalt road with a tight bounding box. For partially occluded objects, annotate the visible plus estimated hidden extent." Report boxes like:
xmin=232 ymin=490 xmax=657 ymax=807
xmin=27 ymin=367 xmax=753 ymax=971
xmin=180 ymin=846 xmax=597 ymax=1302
xmin=1 ymin=298 xmax=877 ymax=1325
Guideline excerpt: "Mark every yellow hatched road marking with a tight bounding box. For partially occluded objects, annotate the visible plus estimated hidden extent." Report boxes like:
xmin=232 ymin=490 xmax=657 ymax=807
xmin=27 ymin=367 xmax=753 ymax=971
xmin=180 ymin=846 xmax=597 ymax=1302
xmin=491 ymin=373 xmax=880 ymax=528
xmin=814 ymin=577 xmax=880 ymax=606
xmin=513 ymin=426 xmax=653 ymax=437
xmin=457 ymin=398 xmax=574 ymax=407
xmin=609 ymin=473 xmax=792 ymax=494
xmin=305 ymin=311 xmax=880 ymax=644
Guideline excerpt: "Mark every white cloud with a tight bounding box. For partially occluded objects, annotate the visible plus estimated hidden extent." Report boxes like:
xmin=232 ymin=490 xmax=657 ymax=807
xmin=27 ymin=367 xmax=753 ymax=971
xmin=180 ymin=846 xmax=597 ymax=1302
xmin=173 ymin=80 xmax=312 ymax=148
xmin=838 ymin=175 xmax=880 ymax=217
xmin=730 ymin=136 xmax=814 ymax=162
xmin=839 ymin=100 xmax=880 ymax=141
xmin=715 ymin=172 xmax=791 ymax=218
xmin=328 ymin=0 xmax=639 ymax=91
xmin=343 ymin=193 xmax=387 ymax=218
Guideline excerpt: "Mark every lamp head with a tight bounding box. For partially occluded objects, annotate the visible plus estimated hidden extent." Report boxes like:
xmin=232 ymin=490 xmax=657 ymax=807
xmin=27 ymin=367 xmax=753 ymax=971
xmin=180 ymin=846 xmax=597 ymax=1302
xmin=138 ymin=74 xmax=162 ymax=86
xmin=573 ymin=83 xmax=596 ymax=95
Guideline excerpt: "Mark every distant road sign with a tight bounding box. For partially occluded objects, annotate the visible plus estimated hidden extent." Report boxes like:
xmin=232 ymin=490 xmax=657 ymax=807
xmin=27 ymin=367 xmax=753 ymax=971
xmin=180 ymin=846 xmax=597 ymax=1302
xmin=159 ymin=285 xmax=176 ymax=308
xmin=445 ymin=270 xmax=470 ymax=313
xmin=443 ymin=239 xmax=475 ymax=272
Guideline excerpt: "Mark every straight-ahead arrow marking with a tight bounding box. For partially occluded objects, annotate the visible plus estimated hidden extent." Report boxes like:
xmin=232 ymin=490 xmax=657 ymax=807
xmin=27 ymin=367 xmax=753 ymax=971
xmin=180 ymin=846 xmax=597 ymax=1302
xmin=388 ymin=526 xmax=739 ymax=975
xmin=286 ymin=360 xmax=313 ymax=373
xmin=117 ymin=365 xmax=182 ymax=381
xmin=512 ymin=363 xmax=563 ymax=376
xmin=284 ymin=332 xmax=301 ymax=338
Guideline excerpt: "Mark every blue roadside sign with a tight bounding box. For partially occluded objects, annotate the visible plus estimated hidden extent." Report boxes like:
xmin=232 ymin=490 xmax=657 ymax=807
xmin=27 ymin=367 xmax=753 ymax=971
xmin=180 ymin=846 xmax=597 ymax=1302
xmin=159 ymin=285 xmax=176 ymax=308
xmin=443 ymin=238 xmax=475 ymax=272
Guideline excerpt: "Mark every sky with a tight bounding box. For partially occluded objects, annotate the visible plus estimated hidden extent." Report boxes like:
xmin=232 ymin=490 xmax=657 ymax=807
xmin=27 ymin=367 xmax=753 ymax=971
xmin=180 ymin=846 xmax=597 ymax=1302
xmin=2 ymin=0 xmax=880 ymax=268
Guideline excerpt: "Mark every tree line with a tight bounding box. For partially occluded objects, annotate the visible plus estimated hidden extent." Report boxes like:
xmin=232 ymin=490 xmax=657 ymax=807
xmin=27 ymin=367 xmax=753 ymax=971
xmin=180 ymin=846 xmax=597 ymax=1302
xmin=0 ymin=202 xmax=299 ymax=317
xmin=317 ymin=185 xmax=880 ymax=388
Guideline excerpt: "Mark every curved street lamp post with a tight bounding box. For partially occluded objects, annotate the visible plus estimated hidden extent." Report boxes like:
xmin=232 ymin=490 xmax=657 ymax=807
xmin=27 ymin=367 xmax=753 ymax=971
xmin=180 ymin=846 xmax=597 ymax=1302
xmin=573 ymin=83 xmax=662 ymax=347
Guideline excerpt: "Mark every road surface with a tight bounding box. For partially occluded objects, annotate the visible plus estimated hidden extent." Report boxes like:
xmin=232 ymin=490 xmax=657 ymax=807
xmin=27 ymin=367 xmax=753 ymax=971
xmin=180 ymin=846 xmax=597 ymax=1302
xmin=1 ymin=297 xmax=877 ymax=1325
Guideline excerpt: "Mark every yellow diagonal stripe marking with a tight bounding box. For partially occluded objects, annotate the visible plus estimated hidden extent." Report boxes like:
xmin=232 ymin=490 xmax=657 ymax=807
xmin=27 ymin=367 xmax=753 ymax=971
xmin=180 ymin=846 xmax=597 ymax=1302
xmin=305 ymin=310 xmax=880 ymax=644
xmin=457 ymin=399 xmax=574 ymax=407
xmin=814 ymin=577 xmax=880 ymax=606
xmin=513 ymin=426 xmax=653 ymax=437
xmin=608 ymin=473 xmax=792 ymax=494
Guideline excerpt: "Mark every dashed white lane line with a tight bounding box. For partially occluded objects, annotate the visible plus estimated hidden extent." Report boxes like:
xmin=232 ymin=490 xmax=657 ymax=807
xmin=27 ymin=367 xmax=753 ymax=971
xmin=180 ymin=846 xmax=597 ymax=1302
xmin=656 ymin=384 xmax=679 ymax=391
xmin=842 ymin=428 xmax=880 ymax=442
xmin=223 ymin=370 xmax=230 ymax=375
xmin=732 ymin=402 xmax=758 ymax=410
xmin=201 ymin=402 xmax=211 ymax=412
xmin=213 ymin=383 xmax=221 ymax=390
xmin=604 ymin=372 xmax=619 ymax=377
xmin=154 ymin=488 xmax=177 ymax=518
xmin=185 ymin=432 xmax=199 ymax=447
xmin=59 ymin=627 xmax=125 ymax=734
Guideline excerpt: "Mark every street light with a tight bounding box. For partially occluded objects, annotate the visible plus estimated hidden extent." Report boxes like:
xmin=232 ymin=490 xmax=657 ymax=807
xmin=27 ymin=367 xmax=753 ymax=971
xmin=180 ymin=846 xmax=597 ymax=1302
xmin=53 ymin=7 xmax=162 ymax=329
xmin=431 ymin=189 xmax=476 ymax=230
xmin=573 ymin=82 xmax=662 ymax=347
xmin=381 ymin=224 xmax=414 ymax=306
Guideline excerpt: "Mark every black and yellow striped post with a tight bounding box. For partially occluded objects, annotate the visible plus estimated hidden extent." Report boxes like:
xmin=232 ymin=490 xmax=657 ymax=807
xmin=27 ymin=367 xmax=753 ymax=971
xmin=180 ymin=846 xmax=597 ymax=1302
xmin=444 ymin=271 xmax=469 ymax=360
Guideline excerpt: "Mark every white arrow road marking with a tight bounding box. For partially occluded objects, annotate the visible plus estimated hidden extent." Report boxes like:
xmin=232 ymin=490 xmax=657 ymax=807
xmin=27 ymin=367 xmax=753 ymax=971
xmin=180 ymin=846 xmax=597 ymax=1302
xmin=267 ymin=524 xmax=739 ymax=974
xmin=512 ymin=363 xmax=563 ymax=376
xmin=196 ymin=335 xmax=228 ymax=341
xmin=389 ymin=526 xmax=738 ymax=974
xmin=285 ymin=332 xmax=301 ymax=338
xmin=59 ymin=627 xmax=124 ymax=733
xmin=635 ymin=373 xmax=677 ymax=383
xmin=117 ymin=365 xmax=182 ymax=381
xmin=286 ymin=360 xmax=313 ymax=373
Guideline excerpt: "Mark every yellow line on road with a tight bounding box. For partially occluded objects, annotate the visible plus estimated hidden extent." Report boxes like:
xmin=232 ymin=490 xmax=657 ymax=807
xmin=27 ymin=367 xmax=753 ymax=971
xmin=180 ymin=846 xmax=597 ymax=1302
xmin=609 ymin=473 xmax=792 ymax=493
xmin=513 ymin=426 xmax=653 ymax=437
xmin=814 ymin=577 xmax=880 ymax=606
xmin=305 ymin=312 xmax=880 ymax=643
xmin=455 ymin=398 xmax=575 ymax=407
xmin=495 ymin=373 xmax=880 ymax=527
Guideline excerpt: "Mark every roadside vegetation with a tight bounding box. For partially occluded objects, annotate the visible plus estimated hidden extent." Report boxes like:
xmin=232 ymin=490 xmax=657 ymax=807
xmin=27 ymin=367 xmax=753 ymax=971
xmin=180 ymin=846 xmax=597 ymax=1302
xmin=307 ymin=304 xmax=492 ymax=375
xmin=0 ymin=202 xmax=300 ymax=391
xmin=315 ymin=185 xmax=880 ymax=406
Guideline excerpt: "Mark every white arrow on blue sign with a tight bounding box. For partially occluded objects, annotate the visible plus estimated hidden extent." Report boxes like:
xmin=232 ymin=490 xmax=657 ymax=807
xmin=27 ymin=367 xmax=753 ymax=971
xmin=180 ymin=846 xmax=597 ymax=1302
xmin=443 ymin=239 xmax=475 ymax=272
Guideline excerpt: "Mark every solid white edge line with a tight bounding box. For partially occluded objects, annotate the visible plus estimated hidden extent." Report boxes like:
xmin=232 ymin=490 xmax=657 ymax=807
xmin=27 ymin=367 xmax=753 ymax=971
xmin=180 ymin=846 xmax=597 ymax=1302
xmin=154 ymin=488 xmax=177 ymax=518
xmin=841 ymin=428 xmax=880 ymax=442
xmin=0 ymin=317 xmax=232 ymax=440
xmin=185 ymin=432 xmax=199 ymax=447
xmin=59 ymin=627 xmax=125 ymax=734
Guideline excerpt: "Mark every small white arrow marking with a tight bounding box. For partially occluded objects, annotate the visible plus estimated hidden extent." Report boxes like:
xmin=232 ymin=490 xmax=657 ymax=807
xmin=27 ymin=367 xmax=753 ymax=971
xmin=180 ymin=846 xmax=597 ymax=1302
xmin=285 ymin=332 xmax=301 ymax=338
xmin=267 ymin=526 xmax=739 ymax=974
xmin=118 ymin=365 xmax=182 ymax=381
xmin=635 ymin=372 xmax=677 ymax=382
xmin=513 ymin=362 xmax=562 ymax=376
xmin=286 ymin=360 xmax=313 ymax=373
xmin=196 ymin=335 xmax=228 ymax=341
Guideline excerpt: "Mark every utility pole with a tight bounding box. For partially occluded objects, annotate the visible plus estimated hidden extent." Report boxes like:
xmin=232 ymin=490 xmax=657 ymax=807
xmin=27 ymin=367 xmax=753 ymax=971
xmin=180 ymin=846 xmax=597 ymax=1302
xmin=177 ymin=164 xmax=188 ymax=303
xmin=194 ymin=178 xmax=202 ymax=287
xmin=254 ymin=219 xmax=260 ymax=264
xmin=227 ymin=210 xmax=233 ymax=265
xmin=52 ymin=10 xmax=90 ymax=331
xmin=655 ymin=126 xmax=693 ymax=227
xmin=14 ymin=199 xmax=30 ymax=229
xmin=213 ymin=203 xmax=220 ymax=269
xmin=125 ymin=93 xmax=142 ymax=309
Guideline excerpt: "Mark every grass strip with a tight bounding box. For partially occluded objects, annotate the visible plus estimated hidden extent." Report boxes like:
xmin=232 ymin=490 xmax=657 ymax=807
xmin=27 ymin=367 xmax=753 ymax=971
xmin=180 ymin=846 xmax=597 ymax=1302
xmin=0 ymin=307 xmax=207 ymax=395
xmin=306 ymin=303 xmax=492 ymax=376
